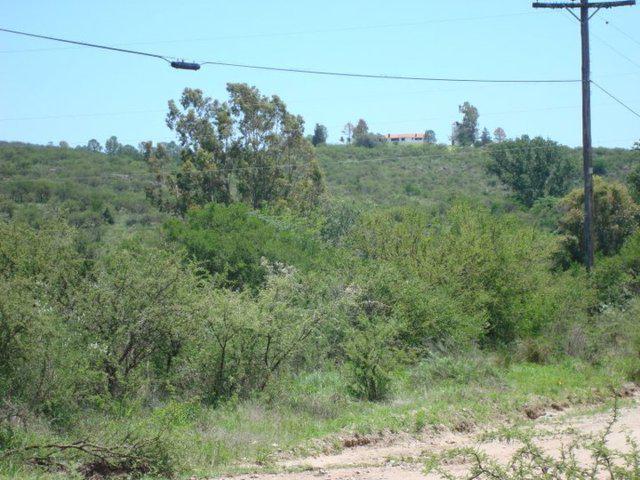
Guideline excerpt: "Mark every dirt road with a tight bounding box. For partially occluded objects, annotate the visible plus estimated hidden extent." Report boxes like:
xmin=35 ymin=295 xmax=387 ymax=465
xmin=216 ymin=396 xmax=639 ymax=480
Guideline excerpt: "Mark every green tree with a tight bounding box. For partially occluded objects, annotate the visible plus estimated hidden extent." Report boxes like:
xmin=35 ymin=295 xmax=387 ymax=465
xmin=312 ymin=123 xmax=328 ymax=146
xmin=452 ymin=102 xmax=479 ymax=146
xmin=628 ymin=163 xmax=640 ymax=201
xmin=633 ymin=139 xmax=640 ymax=150
xmin=355 ymin=133 xmax=386 ymax=148
xmin=147 ymin=84 xmax=324 ymax=212
xmin=557 ymin=177 xmax=640 ymax=264
xmin=479 ymin=128 xmax=492 ymax=146
xmin=487 ymin=136 xmax=576 ymax=207
xmin=104 ymin=136 xmax=121 ymax=156
xmin=353 ymin=119 xmax=369 ymax=142
xmin=424 ymin=130 xmax=437 ymax=144
xmin=86 ymin=139 xmax=102 ymax=153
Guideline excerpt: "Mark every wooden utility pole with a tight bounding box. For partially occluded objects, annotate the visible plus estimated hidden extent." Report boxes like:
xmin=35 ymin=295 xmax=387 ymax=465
xmin=532 ymin=0 xmax=635 ymax=271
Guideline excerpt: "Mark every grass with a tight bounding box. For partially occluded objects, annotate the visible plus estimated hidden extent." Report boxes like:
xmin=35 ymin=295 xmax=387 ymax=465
xmin=3 ymin=358 xmax=627 ymax=479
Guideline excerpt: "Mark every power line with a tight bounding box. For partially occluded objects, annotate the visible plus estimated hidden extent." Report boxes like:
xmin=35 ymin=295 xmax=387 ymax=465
xmin=603 ymin=18 xmax=640 ymax=46
xmin=0 ymin=27 xmax=174 ymax=62
xmin=592 ymin=31 xmax=640 ymax=69
xmin=560 ymin=10 xmax=640 ymax=70
xmin=196 ymin=59 xmax=580 ymax=84
xmin=0 ymin=12 xmax=536 ymax=55
xmin=591 ymin=80 xmax=640 ymax=118
xmin=0 ymin=26 xmax=581 ymax=83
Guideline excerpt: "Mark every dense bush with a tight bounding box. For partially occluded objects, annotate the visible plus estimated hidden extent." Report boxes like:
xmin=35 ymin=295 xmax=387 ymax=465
xmin=3 ymin=140 xmax=640 ymax=478
xmin=71 ymin=239 xmax=201 ymax=399
xmin=165 ymin=203 xmax=337 ymax=290
xmin=556 ymin=176 xmax=640 ymax=265
xmin=186 ymin=264 xmax=323 ymax=403
xmin=487 ymin=136 xmax=577 ymax=207
xmin=349 ymin=203 xmax=590 ymax=345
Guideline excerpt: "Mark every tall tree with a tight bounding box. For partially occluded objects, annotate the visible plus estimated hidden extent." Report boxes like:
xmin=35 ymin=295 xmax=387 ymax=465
xmin=353 ymin=119 xmax=369 ymax=142
xmin=86 ymin=139 xmax=102 ymax=153
xmin=342 ymin=123 xmax=355 ymax=144
xmin=105 ymin=136 xmax=121 ymax=156
xmin=493 ymin=127 xmax=507 ymax=143
xmin=452 ymin=102 xmax=479 ymax=146
xmin=479 ymin=128 xmax=492 ymax=146
xmin=312 ymin=123 xmax=328 ymax=146
xmin=424 ymin=130 xmax=437 ymax=144
xmin=146 ymin=84 xmax=324 ymax=213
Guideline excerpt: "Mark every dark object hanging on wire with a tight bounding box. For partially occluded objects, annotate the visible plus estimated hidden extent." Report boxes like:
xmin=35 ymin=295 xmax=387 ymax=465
xmin=171 ymin=60 xmax=201 ymax=70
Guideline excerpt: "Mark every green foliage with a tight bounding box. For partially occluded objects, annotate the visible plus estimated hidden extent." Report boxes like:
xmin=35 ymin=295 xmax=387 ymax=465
xmin=452 ymin=102 xmax=479 ymax=146
xmin=189 ymin=265 xmax=322 ymax=402
xmin=479 ymin=127 xmax=492 ymax=146
xmin=165 ymin=203 xmax=335 ymax=290
xmin=487 ymin=136 xmax=576 ymax=207
xmin=311 ymin=123 xmax=328 ymax=146
xmin=71 ymin=239 xmax=200 ymax=398
xmin=592 ymin=230 xmax=640 ymax=306
xmin=0 ymin=142 xmax=158 ymax=229
xmin=104 ymin=135 xmax=121 ymax=156
xmin=530 ymin=196 xmax=561 ymax=230
xmin=352 ymin=118 xmax=369 ymax=141
xmin=424 ymin=129 xmax=437 ymax=144
xmin=345 ymin=317 xmax=397 ymax=401
xmin=349 ymin=204 xmax=587 ymax=345
xmin=86 ymin=138 xmax=102 ymax=152
xmin=3 ymin=124 xmax=640 ymax=479
xmin=557 ymin=176 xmax=640 ymax=264
xmin=146 ymin=84 xmax=325 ymax=212
xmin=628 ymin=162 xmax=640 ymax=201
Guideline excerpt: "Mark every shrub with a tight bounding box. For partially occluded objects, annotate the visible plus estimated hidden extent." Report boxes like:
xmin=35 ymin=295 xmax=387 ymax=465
xmin=557 ymin=176 xmax=640 ymax=264
xmin=345 ymin=316 xmax=399 ymax=401
xmin=188 ymin=264 xmax=323 ymax=403
xmin=165 ymin=203 xmax=334 ymax=290
xmin=349 ymin=204 xmax=583 ymax=345
xmin=487 ymin=136 xmax=576 ymax=207
xmin=71 ymin=239 xmax=201 ymax=399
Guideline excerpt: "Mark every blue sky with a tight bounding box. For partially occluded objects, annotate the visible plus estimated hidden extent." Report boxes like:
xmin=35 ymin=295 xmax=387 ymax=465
xmin=1 ymin=0 xmax=639 ymax=148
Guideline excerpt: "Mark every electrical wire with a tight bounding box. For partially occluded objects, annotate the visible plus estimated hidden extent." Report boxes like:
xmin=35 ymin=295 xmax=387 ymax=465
xmin=0 ymin=27 xmax=174 ymax=63
xmin=591 ymin=31 xmax=640 ymax=70
xmin=197 ymin=59 xmax=580 ymax=84
xmin=0 ymin=12 xmax=536 ymax=55
xmin=604 ymin=18 xmax=640 ymax=47
xmin=0 ymin=26 xmax=580 ymax=84
xmin=591 ymin=80 xmax=640 ymax=118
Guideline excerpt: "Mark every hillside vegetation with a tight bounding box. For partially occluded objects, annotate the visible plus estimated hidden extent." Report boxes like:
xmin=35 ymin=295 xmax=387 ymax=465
xmin=1 ymin=85 xmax=640 ymax=479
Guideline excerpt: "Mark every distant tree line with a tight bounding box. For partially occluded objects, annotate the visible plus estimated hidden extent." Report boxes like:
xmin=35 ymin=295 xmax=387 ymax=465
xmin=311 ymin=102 xmax=507 ymax=149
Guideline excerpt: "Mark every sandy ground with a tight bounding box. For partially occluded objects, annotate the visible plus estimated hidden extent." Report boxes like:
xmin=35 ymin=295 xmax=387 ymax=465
xmin=213 ymin=394 xmax=640 ymax=480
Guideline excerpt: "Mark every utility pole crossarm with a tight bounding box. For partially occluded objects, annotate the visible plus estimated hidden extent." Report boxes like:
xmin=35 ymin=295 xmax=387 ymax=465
xmin=533 ymin=1 xmax=634 ymax=8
